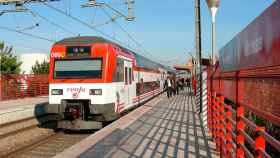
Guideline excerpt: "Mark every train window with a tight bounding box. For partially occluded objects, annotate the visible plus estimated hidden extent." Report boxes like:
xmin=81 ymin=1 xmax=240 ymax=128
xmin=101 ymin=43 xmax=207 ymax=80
xmin=54 ymin=58 xmax=102 ymax=79
xmin=125 ymin=67 xmax=128 ymax=85
xmin=129 ymin=68 xmax=132 ymax=84
xmin=113 ymin=58 xmax=124 ymax=82
xmin=136 ymin=81 xmax=160 ymax=96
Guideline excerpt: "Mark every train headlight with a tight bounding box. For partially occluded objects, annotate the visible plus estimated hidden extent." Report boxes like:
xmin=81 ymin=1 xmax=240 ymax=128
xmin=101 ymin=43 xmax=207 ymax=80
xmin=89 ymin=89 xmax=102 ymax=95
xmin=51 ymin=89 xmax=63 ymax=95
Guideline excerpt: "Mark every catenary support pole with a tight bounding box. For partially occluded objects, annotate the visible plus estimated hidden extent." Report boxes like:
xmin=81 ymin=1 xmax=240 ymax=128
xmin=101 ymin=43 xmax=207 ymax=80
xmin=195 ymin=0 xmax=203 ymax=113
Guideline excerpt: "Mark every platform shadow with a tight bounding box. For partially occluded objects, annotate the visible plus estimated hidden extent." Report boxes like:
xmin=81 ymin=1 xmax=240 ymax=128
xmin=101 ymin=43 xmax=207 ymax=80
xmin=79 ymin=90 xmax=219 ymax=158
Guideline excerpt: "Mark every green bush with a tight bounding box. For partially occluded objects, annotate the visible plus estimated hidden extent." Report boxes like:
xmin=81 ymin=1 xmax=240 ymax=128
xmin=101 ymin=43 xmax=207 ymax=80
xmin=0 ymin=42 xmax=22 ymax=74
xmin=31 ymin=60 xmax=49 ymax=75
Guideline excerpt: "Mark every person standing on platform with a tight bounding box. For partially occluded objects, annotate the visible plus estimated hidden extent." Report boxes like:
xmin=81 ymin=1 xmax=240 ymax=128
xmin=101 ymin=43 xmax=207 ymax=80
xmin=164 ymin=76 xmax=173 ymax=98
xmin=172 ymin=76 xmax=176 ymax=95
xmin=186 ymin=78 xmax=190 ymax=92
xmin=175 ymin=79 xmax=180 ymax=95
xmin=180 ymin=78 xmax=184 ymax=91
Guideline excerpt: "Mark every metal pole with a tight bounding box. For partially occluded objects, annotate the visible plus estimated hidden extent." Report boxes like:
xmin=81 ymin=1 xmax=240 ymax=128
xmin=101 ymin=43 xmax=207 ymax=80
xmin=212 ymin=21 xmax=216 ymax=64
xmin=195 ymin=0 xmax=203 ymax=113
xmin=195 ymin=0 xmax=201 ymax=67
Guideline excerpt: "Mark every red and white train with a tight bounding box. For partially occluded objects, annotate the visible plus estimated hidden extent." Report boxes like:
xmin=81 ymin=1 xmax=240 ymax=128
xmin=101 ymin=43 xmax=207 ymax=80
xmin=47 ymin=36 xmax=172 ymax=129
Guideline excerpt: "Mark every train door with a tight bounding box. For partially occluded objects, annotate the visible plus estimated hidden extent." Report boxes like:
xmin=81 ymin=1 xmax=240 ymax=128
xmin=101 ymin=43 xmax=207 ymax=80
xmin=124 ymin=60 xmax=133 ymax=107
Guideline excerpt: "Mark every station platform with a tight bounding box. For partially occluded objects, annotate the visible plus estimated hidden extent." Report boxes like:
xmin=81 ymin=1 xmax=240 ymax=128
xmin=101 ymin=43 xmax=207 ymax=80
xmin=0 ymin=96 xmax=48 ymax=125
xmin=55 ymin=91 xmax=219 ymax=158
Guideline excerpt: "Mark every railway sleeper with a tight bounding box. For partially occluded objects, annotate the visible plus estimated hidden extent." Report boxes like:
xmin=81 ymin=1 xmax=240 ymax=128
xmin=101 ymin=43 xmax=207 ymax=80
xmin=57 ymin=119 xmax=102 ymax=130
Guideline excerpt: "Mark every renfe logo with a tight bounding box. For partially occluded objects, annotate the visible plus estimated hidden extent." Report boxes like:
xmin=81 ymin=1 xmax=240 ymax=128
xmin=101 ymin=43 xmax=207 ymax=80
xmin=67 ymin=87 xmax=86 ymax=99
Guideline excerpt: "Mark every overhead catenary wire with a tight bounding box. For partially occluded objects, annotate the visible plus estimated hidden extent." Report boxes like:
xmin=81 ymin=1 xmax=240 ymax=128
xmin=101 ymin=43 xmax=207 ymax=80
xmin=43 ymin=2 xmax=139 ymax=52
xmin=12 ymin=14 xmax=20 ymax=29
xmin=0 ymin=25 xmax=55 ymax=42
xmin=1 ymin=2 xmax=172 ymax=66
xmin=91 ymin=7 xmax=97 ymax=25
xmin=25 ymin=7 xmax=78 ymax=36
xmin=65 ymin=0 xmax=71 ymax=15
xmin=43 ymin=2 xmax=171 ymax=66
xmin=100 ymin=8 xmax=171 ymax=64
xmin=2 ymin=40 xmax=49 ymax=52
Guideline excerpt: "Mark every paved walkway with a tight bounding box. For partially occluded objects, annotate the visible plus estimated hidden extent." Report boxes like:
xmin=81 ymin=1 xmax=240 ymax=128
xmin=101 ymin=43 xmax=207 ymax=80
xmin=72 ymin=90 xmax=219 ymax=158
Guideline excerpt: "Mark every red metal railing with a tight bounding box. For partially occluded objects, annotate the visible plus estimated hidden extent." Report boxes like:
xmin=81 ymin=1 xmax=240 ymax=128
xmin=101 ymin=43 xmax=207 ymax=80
xmin=207 ymin=66 xmax=280 ymax=158
xmin=0 ymin=74 xmax=49 ymax=101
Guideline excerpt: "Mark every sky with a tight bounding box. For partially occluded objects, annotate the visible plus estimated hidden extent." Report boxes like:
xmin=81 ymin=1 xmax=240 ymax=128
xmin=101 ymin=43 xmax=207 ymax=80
xmin=0 ymin=0 xmax=275 ymax=66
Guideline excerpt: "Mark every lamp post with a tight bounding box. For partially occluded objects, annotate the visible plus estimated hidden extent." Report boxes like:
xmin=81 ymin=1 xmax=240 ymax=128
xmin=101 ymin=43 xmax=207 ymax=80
xmin=206 ymin=0 xmax=220 ymax=65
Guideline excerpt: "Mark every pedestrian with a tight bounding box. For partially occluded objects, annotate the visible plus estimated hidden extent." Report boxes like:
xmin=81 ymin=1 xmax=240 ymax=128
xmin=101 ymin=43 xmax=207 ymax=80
xmin=186 ymin=78 xmax=191 ymax=92
xmin=176 ymin=79 xmax=180 ymax=94
xmin=164 ymin=76 xmax=173 ymax=98
xmin=180 ymin=78 xmax=184 ymax=91
xmin=172 ymin=76 xmax=177 ymax=95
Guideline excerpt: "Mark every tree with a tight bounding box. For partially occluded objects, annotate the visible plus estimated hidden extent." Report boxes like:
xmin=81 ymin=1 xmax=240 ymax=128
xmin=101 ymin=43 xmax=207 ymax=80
xmin=0 ymin=42 xmax=22 ymax=74
xmin=31 ymin=60 xmax=49 ymax=75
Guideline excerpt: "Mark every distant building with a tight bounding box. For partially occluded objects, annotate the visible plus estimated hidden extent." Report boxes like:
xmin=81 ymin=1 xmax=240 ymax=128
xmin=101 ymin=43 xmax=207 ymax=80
xmin=19 ymin=53 xmax=49 ymax=74
xmin=176 ymin=70 xmax=191 ymax=79
xmin=173 ymin=64 xmax=191 ymax=78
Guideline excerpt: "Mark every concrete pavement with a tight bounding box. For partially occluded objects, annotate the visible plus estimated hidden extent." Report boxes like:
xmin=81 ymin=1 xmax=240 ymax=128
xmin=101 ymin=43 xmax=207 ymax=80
xmin=55 ymin=90 xmax=219 ymax=158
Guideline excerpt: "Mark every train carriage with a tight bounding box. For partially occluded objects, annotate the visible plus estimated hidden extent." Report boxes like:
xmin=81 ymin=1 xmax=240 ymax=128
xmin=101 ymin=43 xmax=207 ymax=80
xmin=47 ymin=36 xmax=171 ymax=129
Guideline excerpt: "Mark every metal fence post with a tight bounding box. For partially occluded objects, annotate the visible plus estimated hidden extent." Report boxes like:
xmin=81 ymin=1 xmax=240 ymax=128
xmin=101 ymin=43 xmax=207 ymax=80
xmin=255 ymin=126 xmax=265 ymax=158
xmin=237 ymin=104 xmax=245 ymax=158
xmin=33 ymin=80 xmax=37 ymax=97
xmin=219 ymin=95 xmax=225 ymax=157
xmin=207 ymin=90 xmax=212 ymax=132
xmin=213 ymin=92 xmax=218 ymax=148
xmin=226 ymin=106 xmax=233 ymax=157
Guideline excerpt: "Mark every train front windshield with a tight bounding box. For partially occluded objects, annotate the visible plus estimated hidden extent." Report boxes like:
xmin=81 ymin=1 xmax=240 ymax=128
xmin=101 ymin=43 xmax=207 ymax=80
xmin=53 ymin=59 xmax=102 ymax=79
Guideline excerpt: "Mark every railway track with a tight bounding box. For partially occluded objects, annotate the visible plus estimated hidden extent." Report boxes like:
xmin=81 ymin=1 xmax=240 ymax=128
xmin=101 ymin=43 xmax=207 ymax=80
xmin=0 ymin=114 xmax=58 ymax=157
xmin=0 ymin=108 xmax=139 ymax=158
xmin=0 ymin=114 xmax=92 ymax=158
xmin=1 ymin=95 xmax=163 ymax=158
xmin=6 ymin=131 xmax=91 ymax=158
